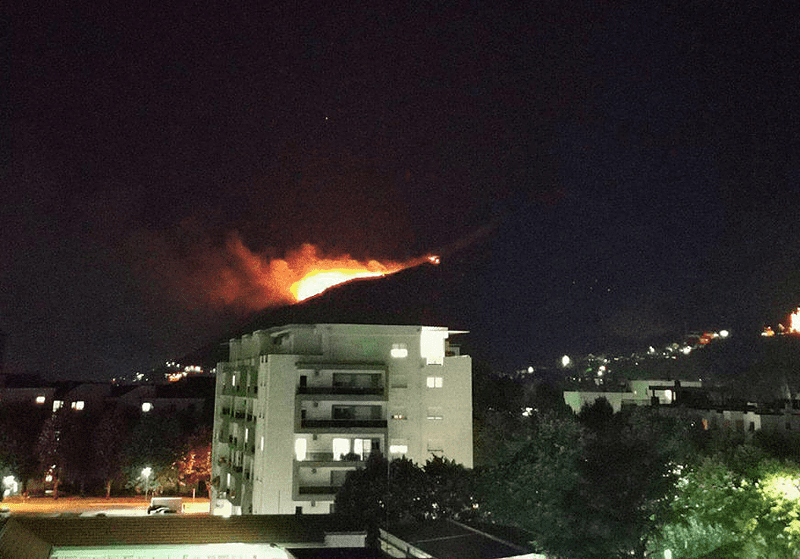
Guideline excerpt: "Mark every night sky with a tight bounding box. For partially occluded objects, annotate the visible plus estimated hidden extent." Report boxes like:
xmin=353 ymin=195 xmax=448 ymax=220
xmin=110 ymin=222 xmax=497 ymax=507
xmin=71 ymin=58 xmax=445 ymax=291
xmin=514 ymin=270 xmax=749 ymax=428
xmin=6 ymin=2 xmax=800 ymax=380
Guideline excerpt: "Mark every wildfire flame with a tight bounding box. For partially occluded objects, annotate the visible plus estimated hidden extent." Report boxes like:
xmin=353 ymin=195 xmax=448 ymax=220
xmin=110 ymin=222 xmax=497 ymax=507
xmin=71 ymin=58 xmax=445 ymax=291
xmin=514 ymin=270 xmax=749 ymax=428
xmin=290 ymin=263 xmax=404 ymax=302
xmin=789 ymin=308 xmax=800 ymax=334
xmin=206 ymin=236 xmax=438 ymax=309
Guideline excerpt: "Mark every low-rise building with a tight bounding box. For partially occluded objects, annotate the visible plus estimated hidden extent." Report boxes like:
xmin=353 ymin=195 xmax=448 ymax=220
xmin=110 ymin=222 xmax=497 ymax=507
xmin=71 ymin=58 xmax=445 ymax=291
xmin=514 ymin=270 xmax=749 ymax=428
xmin=0 ymin=515 xmax=366 ymax=559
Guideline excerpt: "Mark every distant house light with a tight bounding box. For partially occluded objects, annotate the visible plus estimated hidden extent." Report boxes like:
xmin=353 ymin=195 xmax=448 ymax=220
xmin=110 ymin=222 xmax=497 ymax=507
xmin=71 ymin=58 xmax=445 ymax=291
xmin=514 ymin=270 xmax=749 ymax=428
xmin=141 ymin=402 xmax=153 ymax=412
xmin=390 ymin=343 xmax=408 ymax=358
xmin=71 ymin=401 xmax=84 ymax=411
xmin=52 ymin=400 xmax=63 ymax=412
xmin=426 ymin=376 xmax=443 ymax=388
xmin=35 ymin=395 xmax=46 ymax=405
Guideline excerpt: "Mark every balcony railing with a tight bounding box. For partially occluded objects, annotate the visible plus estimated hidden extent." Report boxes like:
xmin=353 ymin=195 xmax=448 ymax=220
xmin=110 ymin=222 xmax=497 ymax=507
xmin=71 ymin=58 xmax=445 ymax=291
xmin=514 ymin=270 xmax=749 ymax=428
xmin=300 ymin=419 xmax=387 ymax=429
xmin=298 ymin=485 xmax=338 ymax=495
xmin=300 ymin=451 xmax=374 ymax=462
xmin=297 ymin=386 xmax=383 ymax=396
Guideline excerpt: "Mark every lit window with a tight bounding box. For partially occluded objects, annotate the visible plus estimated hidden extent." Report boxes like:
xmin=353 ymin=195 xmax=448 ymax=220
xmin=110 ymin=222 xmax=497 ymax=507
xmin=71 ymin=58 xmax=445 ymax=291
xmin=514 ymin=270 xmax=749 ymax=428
xmin=420 ymin=327 xmax=447 ymax=365
xmin=231 ymin=374 xmax=236 ymax=386
xmin=332 ymin=438 xmax=350 ymax=460
xmin=35 ymin=396 xmax=46 ymax=405
xmin=260 ymin=436 xmax=264 ymax=451
xmin=390 ymin=439 xmax=408 ymax=455
xmin=391 ymin=410 xmax=407 ymax=420
xmin=71 ymin=401 xmax=84 ymax=411
xmin=295 ymin=438 xmax=307 ymax=461
xmin=426 ymin=376 xmax=443 ymax=388
xmin=244 ymin=427 xmax=249 ymax=443
xmin=52 ymin=400 xmax=63 ymax=412
xmin=390 ymin=343 xmax=408 ymax=358
xmin=141 ymin=402 xmax=153 ymax=412
xmin=426 ymin=407 xmax=443 ymax=420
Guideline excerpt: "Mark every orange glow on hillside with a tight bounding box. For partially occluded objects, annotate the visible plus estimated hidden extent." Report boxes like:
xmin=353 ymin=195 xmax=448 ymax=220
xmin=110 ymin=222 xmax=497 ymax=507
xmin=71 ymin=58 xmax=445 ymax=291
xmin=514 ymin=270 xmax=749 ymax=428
xmin=292 ymin=269 xmax=393 ymax=301
xmin=205 ymin=236 xmax=438 ymax=309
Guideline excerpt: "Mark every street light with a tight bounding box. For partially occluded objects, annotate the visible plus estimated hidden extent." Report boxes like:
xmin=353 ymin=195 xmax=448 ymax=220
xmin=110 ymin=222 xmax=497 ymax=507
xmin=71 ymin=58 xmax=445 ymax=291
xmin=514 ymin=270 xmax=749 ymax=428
xmin=141 ymin=467 xmax=152 ymax=500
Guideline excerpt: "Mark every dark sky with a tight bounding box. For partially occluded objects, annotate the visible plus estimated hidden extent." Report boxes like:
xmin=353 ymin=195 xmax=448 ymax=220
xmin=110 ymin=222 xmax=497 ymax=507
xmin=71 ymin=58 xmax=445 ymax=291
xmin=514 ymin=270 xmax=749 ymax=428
xmin=5 ymin=2 xmax=800 ymax=379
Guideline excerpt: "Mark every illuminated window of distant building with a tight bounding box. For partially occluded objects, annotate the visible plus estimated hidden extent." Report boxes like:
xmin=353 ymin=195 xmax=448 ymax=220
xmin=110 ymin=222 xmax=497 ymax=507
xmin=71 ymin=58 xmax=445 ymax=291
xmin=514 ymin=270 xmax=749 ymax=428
xmin=141 ymin=402 xmax=152 ymax=412
xmin=231 ymin=374 xmax=236 ymax=386
xmin=71 ymin=401 xmax=84 ymax=411
xmin=332 ymin=438 xmax=350 ymax=460
xmin=52 ymin=400 xmax=63 ymax=412
xmin=390 ymin=343 xmax=408 ymax=358
xmin=426 ymin=407 xmax=443 ymax=420
xmin=244 ymin=427 xmax=249 ymax=443
xmin=389 ymin=439 xmax=408 ymax=455
xmin=391 ymin=408 xmax=407 ymax=420
xmin=35 ymin=395 xmax=45 ymax=405
xmin=295 ymin=438 xmax=307 ymax=461
xmin=260 ymin=436 xmax=264 ymax=451
xmin=426 ymin=376 xmax=443 ymax=388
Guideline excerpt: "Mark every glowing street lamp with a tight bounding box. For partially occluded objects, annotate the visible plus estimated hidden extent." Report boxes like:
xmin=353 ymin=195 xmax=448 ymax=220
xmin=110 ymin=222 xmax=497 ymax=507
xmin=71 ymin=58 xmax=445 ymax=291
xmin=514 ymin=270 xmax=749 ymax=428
xmin=141 ymin=467 xmax=152 ymax=499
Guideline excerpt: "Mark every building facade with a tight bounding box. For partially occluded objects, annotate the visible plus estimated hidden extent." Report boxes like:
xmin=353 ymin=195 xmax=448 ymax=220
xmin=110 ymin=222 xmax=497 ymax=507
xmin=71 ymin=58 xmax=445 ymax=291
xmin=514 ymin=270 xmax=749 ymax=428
xmin=211 ymin=324 xmax=472 ymax=515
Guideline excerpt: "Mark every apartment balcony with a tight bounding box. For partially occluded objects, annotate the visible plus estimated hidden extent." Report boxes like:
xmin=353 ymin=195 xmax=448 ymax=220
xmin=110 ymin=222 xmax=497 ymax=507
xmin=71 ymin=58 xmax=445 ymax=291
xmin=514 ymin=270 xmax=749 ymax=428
xmin=300 ymin=419 xmax=387 ymax=429
xmin=297 ymin=452 xmax=375 ymax=465
xmin=297 ymin=485 xmax=338 ymax=497
xmin=221 ymin=385 xmax=247 ymax=397
xmin=297 ymin=386 xmax=384 ymax=396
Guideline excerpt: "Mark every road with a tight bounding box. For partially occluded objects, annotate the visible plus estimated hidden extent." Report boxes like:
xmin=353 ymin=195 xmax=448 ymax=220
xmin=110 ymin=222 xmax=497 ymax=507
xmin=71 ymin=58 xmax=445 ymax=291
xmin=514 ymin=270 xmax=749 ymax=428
xmin=1 ymin=496 xmax=210 ymax=516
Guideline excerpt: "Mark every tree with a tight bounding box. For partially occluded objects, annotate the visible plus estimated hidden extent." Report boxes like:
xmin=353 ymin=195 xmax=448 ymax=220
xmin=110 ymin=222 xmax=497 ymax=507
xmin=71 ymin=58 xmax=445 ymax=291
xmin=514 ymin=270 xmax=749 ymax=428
xmin=123 ymin=411 xmax=185 ymax=494
xmin=476 ymin=414 xmax=581 ymax=556
xmin=91 ymin=405 xmax=130 ymax=498
xmin=35 ymin=409 xmax=70 ymax=499
xmin=477 ymin=401 xmax=695 ymax=558
xmin=659 ymin=453 xmax=800 ymax=558
xmin=423 ymin=455 xmax=477 ymax=521
xmin=572 ymin=402 xmax=679 ymax=559
xmin=0 ymin=402 xmax=49 ymax=494
xmin=173 ymin=425 xmax=212 ymax=494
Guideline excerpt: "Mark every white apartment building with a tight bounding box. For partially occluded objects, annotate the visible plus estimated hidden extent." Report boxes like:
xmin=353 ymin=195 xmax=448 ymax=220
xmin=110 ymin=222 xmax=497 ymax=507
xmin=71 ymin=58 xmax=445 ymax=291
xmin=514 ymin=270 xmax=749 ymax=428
xmin=211 ymin=323 xmax=472 ymax=516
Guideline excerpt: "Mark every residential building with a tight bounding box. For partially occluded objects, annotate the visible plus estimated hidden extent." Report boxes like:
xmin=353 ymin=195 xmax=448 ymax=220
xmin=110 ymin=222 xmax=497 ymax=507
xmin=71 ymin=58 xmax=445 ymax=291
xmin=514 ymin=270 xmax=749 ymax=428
xmin=211 ymin=324 xmax=472 ymax=516
xmin=563 ymin=379 xmax=703 ymax=414
xmin=0 ymin=515 xmax=368 ymax=559
xmin=380 ymin=519 xmax=541 ymax=559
